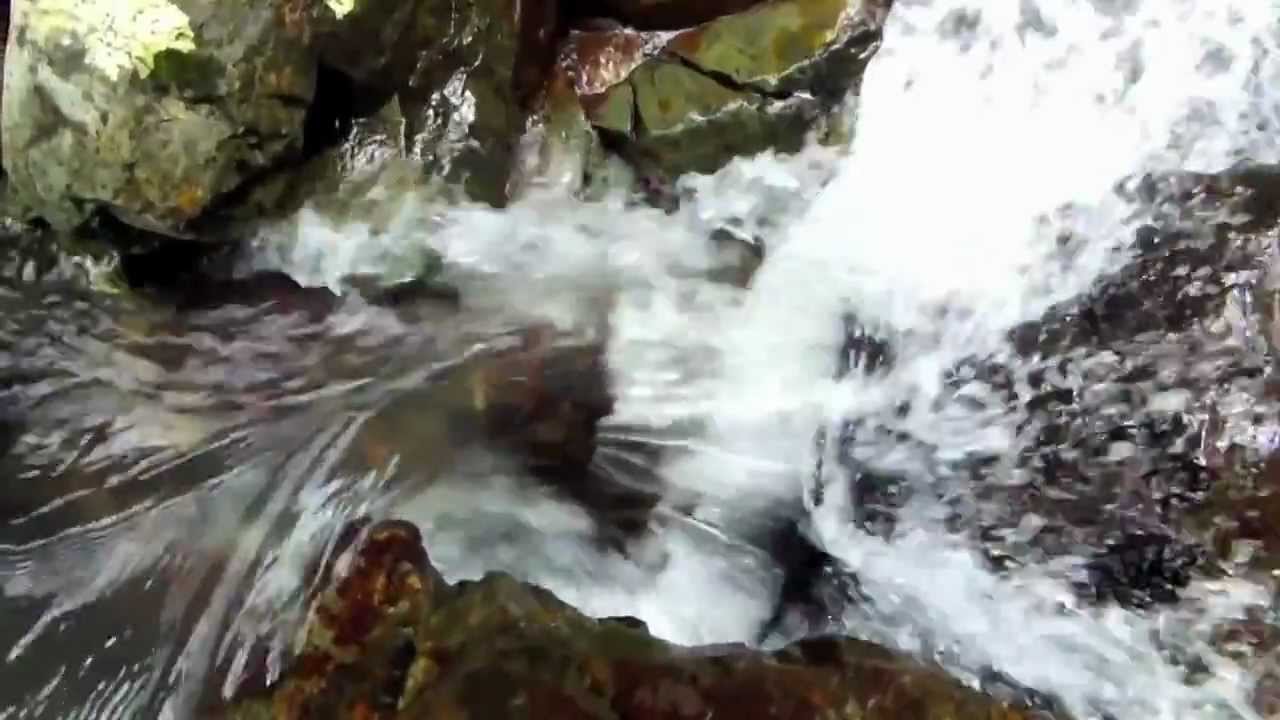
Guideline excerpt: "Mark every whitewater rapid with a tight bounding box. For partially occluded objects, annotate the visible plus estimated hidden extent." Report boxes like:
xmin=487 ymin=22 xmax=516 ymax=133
xmin=3 ymin=1 xmax=1280 ymax=719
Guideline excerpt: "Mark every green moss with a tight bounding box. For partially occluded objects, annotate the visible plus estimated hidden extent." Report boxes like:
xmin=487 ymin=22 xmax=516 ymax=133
xmin=626 ymin=60 xmax=818 ymax=178
xmin=585 ymin=83 xmax=636 ymax=136
xmin=667 ymin=0 xmax=848 ymax=93
xmin=148 ymin=49 xmax=223 ymax=98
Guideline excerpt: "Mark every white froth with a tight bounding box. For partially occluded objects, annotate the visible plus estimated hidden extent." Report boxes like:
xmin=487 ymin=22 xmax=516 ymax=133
xmin=26 ymin=0 xmax=1274 ymax=718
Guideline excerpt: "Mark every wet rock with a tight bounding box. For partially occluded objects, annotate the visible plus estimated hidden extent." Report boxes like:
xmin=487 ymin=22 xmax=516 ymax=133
xmin=1076 ymin=531 xmax=1202 ymax=609
xmin=757 ymin=519 xmax=861 ymax=647
xmin=568 ymin=0 xmax=886 ymax=183
xmin=217 ymin=517 xmax=1043 ymax=720
xmin=508 ymin=66 xmax=621 ymax=201
xmin=938 ymin=171 xmax=1280 ymax=606
xmin=345 ymin=326 xmax=662 ymax=546
xmin=310 ymin=0 xmax=422 ymax=86
xmin=629 ymin=59 xmax=820 ymax=178
xmin=171 ymin=270 xmax=339 ymax=320
xmin=232 ymin=95 xmax=411 ymax=223
xmin=566 ymin=0 xmax=767 ymax=31
xmin=3 ymin=0 xmax=317 ymax=235
xmin=663 ymin=0 xmax=883 ymax=102
xmin=398 ymin=0 xmax=561 ymax=207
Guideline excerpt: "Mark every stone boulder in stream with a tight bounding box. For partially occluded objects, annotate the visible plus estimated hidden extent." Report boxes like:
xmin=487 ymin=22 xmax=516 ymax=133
xmin=1 ymin=0 xmax=558 ymax=235
xmin=215 ymin=518 xmax=1042 ymax=720
xmin=1 ymin=0 xmax=887 ymax=240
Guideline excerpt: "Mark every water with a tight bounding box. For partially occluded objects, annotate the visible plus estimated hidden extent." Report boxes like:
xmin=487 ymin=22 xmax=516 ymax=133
xmin=3 ymin=0 xmax=1280 ymax=718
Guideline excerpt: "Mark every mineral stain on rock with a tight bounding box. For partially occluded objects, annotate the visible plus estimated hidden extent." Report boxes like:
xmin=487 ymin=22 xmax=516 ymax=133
xmin=2 ymin=0 xmax=316 ymax=235
xmin=215 ymin=518 xmax=1044 ymax=720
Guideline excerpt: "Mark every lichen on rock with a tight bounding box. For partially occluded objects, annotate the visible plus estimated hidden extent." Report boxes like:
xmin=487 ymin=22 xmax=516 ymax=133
xmin=2 ymin=0 xmax=317 ymax=236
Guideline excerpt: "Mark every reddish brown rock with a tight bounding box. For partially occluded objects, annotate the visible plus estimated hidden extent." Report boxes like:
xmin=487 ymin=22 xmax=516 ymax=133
xmin=217 ymin=518 xmax=1048 ymax=720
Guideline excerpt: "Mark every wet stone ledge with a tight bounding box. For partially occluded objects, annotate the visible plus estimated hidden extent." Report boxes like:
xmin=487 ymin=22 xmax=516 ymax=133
xmin=213 ymin=518 xmax=1048 ymax=720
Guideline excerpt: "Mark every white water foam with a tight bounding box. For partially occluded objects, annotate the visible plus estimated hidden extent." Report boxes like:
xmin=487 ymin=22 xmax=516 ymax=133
xmin=239 ymin=1 xmax=1280 ymax=718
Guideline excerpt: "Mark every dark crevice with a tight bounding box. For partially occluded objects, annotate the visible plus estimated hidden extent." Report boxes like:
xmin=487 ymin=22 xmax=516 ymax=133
xmin=665 ymin=52 xmax=794 ymax=103
xmin=184 ymin=63 xmax=380 ymax=239
xmin=301 ymin=63 xmax=359 ymax=158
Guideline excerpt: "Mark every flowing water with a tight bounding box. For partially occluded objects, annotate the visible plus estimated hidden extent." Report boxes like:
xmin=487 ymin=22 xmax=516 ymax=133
xmin=4 ymin=0 xmax=1280 ymax=718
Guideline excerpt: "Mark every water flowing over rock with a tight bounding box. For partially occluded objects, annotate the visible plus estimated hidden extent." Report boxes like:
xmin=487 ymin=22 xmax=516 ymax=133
xmin=215 ymin=518 xmax=1041 ymax=720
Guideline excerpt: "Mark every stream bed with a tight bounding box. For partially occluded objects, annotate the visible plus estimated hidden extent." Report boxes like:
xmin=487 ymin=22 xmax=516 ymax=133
xmin=3 ymin=1 xmax=1280 ymax=718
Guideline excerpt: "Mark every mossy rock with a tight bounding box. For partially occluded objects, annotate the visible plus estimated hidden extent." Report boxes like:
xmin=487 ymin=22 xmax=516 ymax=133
xmin=215 ymin=519 xmax=1047 ymax=720
xmin=569 ymin=0 xmax=767 ymax=31
xmin=665 ymin=0 xmax=881 ymax=100
xmin=572 ymin=0 xmax=886 ymax=182
xmin=626 ymin=59 xmax=822 ymax=178
xmin=2 ymin=0 xmax=318 ymax=236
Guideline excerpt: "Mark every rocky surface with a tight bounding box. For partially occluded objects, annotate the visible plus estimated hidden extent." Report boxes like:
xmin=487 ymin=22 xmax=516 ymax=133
xmin=2 ymin=0 xmax=318 ymax=235
xmin=1 ymin=0 xmax=888 ymax=240
xmin=569 ymin=0 xmax=885 ymax=182
xmin=566 ymin=0 xmax=767 ymax=31
xmin=215 ymin=518 xmax=1041 ymax=720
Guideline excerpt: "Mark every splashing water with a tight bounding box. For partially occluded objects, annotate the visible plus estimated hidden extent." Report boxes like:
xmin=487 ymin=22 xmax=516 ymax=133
xmin=4 ymin=0 xmax=1280 ymax=718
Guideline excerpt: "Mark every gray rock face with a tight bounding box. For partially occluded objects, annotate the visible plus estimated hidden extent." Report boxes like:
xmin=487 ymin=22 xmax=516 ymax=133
xmin=2 ymin=0 xmax=317 ymax=235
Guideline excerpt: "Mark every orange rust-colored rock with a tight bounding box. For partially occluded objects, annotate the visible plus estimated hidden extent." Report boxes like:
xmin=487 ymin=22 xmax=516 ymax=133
xmin=218 ymin=518 xmax=1047 ymax=720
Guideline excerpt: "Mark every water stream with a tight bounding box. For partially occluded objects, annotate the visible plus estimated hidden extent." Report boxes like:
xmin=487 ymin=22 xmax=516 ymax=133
xmin=3 ymin=1 xmax=1280 ymax=718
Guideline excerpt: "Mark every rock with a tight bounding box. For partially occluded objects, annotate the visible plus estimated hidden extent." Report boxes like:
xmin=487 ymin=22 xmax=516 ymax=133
xmin=344 ymin=326 xmax=662 ymax=546
xmin=311 ymin=0 xmax=422 ymax=87
xmin=215 ymin=518 xmax=1045 ymax=720
xmin=665 ymin=0 xmax=884 ymax=101
xmin=2 ymin=0 xmax=318 ymax=236
xmin=567 ymin=0 xmax=886 ymax=182
xmin=398 ymin=0 xmax=560 ymax=208
xmin=234 ymin=95 xmax=411 ymax=223
xmin=566 ymin=0 xmax=767 ymax=31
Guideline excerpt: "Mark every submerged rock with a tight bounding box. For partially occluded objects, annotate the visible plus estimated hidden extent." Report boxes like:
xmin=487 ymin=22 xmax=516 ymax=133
xmin=2 ymin=0 xmax=317 ymax=235
xmin=215 ymin=518 xmax=1043 ymax=720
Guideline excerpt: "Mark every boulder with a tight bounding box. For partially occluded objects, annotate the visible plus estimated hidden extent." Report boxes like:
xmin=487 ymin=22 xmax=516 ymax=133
xmin=398 ymin=0 xmax=560 ymax=207
xmin=566 ymin=0 xmax=886 ymax=182
xmin=215 ymin=518 xmax=1045 ymax=720
xmin=565 ymin=0 xmax=766 ymax=31
xmin=2 ymin=0 xmax=319 ymax=235
xmin=310 ymin=0 xmax=423 ymax=86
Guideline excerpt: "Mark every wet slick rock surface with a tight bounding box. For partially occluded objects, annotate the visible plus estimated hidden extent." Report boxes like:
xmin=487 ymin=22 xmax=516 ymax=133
xmin=572 ymin=0 xmax=885 ymax=182
xmin=216 ymin=519 xmax=1042 ymax=720
xmin=2 ymin=0 xmax=318 ymax=235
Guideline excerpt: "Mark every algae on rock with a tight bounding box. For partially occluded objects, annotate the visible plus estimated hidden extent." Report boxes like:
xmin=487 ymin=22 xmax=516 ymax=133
xmin=2 ymin=0 xmax=318 ymax=235
xmin=217 ymin=518 xmax=1044 ymax=720
xmin=568 ymin=0 xmax=886 ymax=182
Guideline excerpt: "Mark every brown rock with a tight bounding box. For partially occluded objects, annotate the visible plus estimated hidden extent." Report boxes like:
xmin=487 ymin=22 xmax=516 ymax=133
xmin=216 ymin=518 xmax=1049 ymax=720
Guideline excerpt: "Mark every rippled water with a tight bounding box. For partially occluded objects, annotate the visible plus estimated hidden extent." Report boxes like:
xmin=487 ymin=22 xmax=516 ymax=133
xmin=4 ymin=0 xmax=1280 ymax=718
